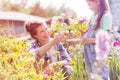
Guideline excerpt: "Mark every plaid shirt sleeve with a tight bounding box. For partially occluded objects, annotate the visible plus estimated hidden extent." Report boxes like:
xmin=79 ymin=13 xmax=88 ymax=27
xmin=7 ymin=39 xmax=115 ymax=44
xmin=57 ymin=42 xmax=72 ymax=62
xmin=28 ymin=40 xmax=40 ymax=56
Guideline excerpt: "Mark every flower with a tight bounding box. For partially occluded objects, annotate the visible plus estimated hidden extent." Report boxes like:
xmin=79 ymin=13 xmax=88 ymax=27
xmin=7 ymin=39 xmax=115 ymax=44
xmin=15 ymin=74 xmax=21 ymax=77
xmin=53 ymin=50 xmax=60 ymax=54
xmin=43 ymin=74 xmax=48 ymax=80
xmin=81 ymin=24 xmax=88 ymax=32
xmin=28 ymin=52 xmax=34 ymax=57
xmin=75 ymin=32 xmax=82 ymax=37
xmin=53 ymin=62 xmax=62 ymax=68
xmin=50 ymin=16 xmax=88 ymax=38
xmin=68 ymin=61 xmax=77 ymax=65
xmin=36 ymin=76 xmax=44 ymax=80
xmin=95 ymin=30 xmax=110 ymax=60
xmin=112 ymin=40 xmax=120 ymax=47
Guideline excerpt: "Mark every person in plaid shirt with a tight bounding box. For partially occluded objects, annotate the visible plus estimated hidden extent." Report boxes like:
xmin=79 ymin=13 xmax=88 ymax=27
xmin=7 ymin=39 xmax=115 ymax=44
xmin=25 ymin=21 xmax=74 ymax=80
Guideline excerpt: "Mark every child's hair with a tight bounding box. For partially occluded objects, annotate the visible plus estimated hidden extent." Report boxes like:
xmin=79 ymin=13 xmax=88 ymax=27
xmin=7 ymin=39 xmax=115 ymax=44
xmin=94 ymin=0 xmax=111 ymax=30
xmin=25 ymin=21 xmax=44 ymax=39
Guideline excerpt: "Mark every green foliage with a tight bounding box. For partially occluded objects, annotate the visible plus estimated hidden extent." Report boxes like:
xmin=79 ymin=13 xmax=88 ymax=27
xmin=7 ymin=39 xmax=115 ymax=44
xmin=0 ymin=23 xmax=120 ymax=80
xmin=1 ymin=0 xmax=77 ymax=18
xmin=45 ymin=6 xmax=59 ymax=18
xmin=108 ymin=26 xmax=120 ymax=80
xmin=69 ymin=44 xmax=87 ymax=80
xmin=109 ymin=49 xmax=120 ymax=80
xmin=2 ymin=0 xmax=31 ymax=14
xmin=0 ymin=35 xmax=119 ymax=80
xmin=0 ymin=36 xmax=36 ymax=79
xmin=0 ymin=35 xmax=66 ymax=80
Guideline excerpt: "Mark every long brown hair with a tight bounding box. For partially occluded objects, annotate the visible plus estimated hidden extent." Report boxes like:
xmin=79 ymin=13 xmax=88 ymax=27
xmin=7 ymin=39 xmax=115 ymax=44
xmin=94 ymin=0 xmax=111 ymax=30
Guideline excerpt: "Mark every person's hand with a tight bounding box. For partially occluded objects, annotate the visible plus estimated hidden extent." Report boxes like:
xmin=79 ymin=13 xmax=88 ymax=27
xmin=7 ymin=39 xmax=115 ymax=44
xmin=66 ymin=37 xmax=89 ymax=46
xmin=63 ymin=30 xmax=74 ymax=38
xmin=53 ymin=34 xmax=66 ymax=43
xmin=80 ymin=36 xmax=89 ymax=44
xmin=66 ymin=39 xmax=78 ymax=46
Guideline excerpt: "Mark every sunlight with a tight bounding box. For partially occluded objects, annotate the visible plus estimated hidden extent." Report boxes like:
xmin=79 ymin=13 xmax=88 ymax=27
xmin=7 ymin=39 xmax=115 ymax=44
xmin=9 ymin=0 xmax=93 ymax=18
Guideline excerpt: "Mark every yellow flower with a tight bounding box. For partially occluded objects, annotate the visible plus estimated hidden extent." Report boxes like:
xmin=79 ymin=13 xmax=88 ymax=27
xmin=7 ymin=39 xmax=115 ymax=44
xmin=0 ymin=57 xmax=2 ymax=61
xmin=0 ymin=73 xmax=6 ymax=78
xmin=36 ymin=76 xmax=44 ymax=80
xmin=9 ymin=53 xmax=17 ymax=58
xmin=74 ymin=23 xmax=79 ymax=28
xmin=14 ymin=52 xmax=20 ymax=54
xmin=24 ymin=58 xmax=35 ymax=64
xmin=53 ymin=50 xmax=60 ymax=54
xmin=15 ymin=74 xmax=21 ymax=77
xmin=74 ymin=28 xmax=78 ymax=32
xmin=28 ymin=53 xmax=34 ymax=57
xmin=68 ymin=61 xmax=77 ymax=65
xmin=16 ymin=45 xmax=22 ymax=50
xmin=81 ymin=25 xmax=87 ymax=32
xmin=54 ymin=22 xmax=60 ymax=29
xmin=3 ymin=55 xmax=8 ymax=60
xmin=54 ymin=62 xmax=62 ymax=67
xmin=27 ymin=72 xmax=38 ymax=78
xmin=75 ymin=32 xmax=82 ymax=37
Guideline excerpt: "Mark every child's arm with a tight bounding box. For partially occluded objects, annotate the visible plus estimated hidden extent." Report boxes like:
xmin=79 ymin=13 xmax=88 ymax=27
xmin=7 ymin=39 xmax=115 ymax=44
xmin=81 ymin=37 xmax=95 ymax=44
xmin=66 ymin=39 xmax=81 ymax=46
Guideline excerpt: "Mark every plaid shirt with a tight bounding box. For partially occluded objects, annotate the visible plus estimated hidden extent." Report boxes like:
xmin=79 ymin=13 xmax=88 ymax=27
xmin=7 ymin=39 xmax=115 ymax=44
xmin=28 ymin=40 xmax=72 ymax=63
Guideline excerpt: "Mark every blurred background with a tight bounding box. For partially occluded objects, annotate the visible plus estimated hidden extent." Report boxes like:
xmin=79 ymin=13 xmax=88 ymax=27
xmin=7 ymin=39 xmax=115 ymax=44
xmin=0 ymin=0 xmax=93 ymax=19
xmin=0 ymin=0 xmax=93 ymax=37
xmin=0 ymin=0 xmax=120 ymax=37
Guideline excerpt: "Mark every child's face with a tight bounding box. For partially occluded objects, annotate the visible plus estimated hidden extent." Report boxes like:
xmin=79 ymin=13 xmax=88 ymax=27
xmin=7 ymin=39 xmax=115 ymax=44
xmin=86 ymin=0 xmax=98 ymax=13
xmin=35 ymin=25 xmax=50 ymax=42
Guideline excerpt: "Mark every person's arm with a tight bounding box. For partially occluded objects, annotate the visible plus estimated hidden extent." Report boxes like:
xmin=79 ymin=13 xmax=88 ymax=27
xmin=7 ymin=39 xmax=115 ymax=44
xmin=67 ymin=37 xmax=95 ymax=45
xmin=80 ymin=37 xmax=95 ymax=44
xmin=66 ymin=39 xmax=81 ymax=46
xmin=37 ymin=34 xmax=65 ymax=58
xmin=82 ymin=13 xmax=111 ymax=45
xmin=28 ymin=34 xmax=65 ymax=58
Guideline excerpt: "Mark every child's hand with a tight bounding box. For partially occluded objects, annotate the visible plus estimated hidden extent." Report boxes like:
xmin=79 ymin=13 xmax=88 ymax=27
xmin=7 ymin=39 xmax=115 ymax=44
xmin=66 ymin=39 xmax=78 ymax=46
xmin=80 ymin=36 xmax=87 ymax=44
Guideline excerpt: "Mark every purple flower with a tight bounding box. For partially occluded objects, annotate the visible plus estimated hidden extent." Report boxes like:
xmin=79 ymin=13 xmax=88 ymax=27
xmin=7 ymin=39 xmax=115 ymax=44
xmin=95 ymin=30 xmax=110 ymax=60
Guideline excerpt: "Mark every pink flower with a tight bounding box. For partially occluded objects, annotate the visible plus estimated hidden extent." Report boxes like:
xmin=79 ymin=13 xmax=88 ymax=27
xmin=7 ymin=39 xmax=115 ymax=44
xmin=113 ymin=40 xmax=120 ymax=47
xmin=43 ymin=74 xmax=48 ymax=80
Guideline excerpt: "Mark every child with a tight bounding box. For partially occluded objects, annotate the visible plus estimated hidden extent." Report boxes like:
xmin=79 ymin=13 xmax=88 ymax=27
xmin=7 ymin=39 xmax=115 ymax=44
xmin=67 ymin=0 xmax=112 ymax=80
